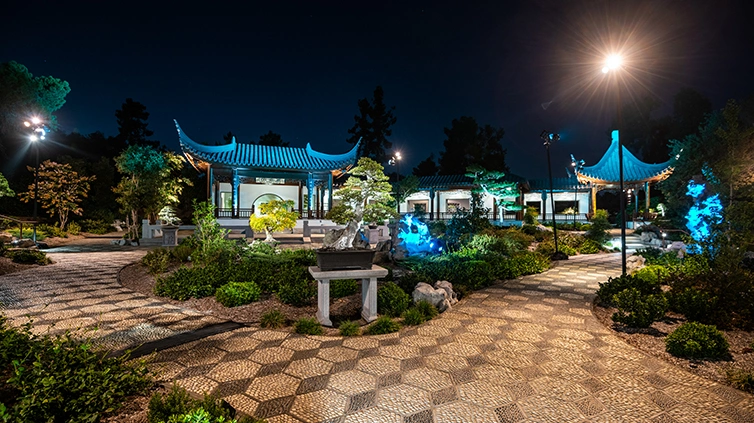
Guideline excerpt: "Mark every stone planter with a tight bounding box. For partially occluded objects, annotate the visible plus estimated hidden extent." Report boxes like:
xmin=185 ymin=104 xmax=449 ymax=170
xmin=315 ymin=249 xmax=376 ymax=271
xmin=161 ymin=225 xmax=179 ymax=247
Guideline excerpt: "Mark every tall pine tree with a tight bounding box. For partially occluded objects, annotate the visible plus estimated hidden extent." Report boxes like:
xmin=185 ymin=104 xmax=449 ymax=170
xmin=438 ymin=116 xmax=507 ymax=175
xmin=346 ymin=86 xmax=397 ymax=163
xmin=115 ymin=98 xmax=158 ymax=148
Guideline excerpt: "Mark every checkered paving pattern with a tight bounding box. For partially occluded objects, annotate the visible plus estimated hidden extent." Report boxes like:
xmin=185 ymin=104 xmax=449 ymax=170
xmin=0 ymin=245 xmax=224 ymax=351
xmin=153 ymin=254 xmax=754 ymax=422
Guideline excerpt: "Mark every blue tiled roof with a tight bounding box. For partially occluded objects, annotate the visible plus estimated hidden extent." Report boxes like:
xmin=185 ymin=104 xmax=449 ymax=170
xmin=577 ymin=130 xmax=673 ymax=184
xmin=528 ymin=177 xmax=588 ymax=191
xmin=417 ymin=174 xmax=475 ymax=189
xmin=175 ymin=120 xmax=358 ymax=171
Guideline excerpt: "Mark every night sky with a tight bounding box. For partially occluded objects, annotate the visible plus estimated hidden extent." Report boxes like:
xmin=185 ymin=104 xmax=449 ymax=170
xmin=2 ymin=1 xmax=753 ymax=179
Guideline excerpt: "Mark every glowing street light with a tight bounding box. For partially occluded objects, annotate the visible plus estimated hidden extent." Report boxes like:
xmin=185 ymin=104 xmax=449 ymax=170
xmin=541 ymin=130 xmax=567 ymax=261
xmin=24 ymin=118 xmax=48 ymax=244
xmin=389 ymin=151 xmax=403 ymax=213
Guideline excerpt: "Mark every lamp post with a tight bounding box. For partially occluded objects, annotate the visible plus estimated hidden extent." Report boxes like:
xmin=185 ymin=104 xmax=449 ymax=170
xmin=24 ymin=117 xmax=46 ymax=244
xmin=571 ymin=154 xmax=585 ymax=226
xmin=389 ymin=151 xmax=402 ymax=213
xmin=541 ymin=130 xmax=567 ymax=260
xmin=602 ymin=54 xmax=627 ymax=275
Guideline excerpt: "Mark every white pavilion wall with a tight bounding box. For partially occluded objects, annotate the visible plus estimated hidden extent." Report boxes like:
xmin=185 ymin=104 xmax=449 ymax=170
xmin=523 ymin=191 xmax=590 ymax=220
xmin=218 ymin=183 xmax=301 ymax=210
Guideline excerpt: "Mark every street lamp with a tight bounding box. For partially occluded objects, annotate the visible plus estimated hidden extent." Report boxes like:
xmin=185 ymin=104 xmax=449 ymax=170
xmin=540 ymin=130 xmax=567 ymax=261
xmin=602 ymin=53 xmax=628 ymax=275
xmin=570 ymin=154 xmax=585 ymax=226
xmin=389 ymin=151 xmax=402 ymax=213
xmin=24 ymin=118 xmax=47 ymax=244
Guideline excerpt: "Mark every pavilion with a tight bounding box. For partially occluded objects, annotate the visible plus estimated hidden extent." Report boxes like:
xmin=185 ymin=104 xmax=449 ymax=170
xmin=175 ymin=120 xmax=358 ymax=219
xmin=576 ymin=130 xmax=674 ymax=218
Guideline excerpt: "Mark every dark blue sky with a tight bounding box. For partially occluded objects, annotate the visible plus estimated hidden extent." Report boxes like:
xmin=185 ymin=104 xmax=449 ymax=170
xmin=2 ymin=1 xmax=753 ymax=178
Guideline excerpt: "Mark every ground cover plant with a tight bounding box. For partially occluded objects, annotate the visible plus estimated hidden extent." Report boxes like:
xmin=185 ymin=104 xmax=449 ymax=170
xmin=665 ymin=321 xmax=730 ymax=360
xmin=148 ymin=384 xmax=264 ymax=423
xmin=294 ymin=317 xmax=323 ymax=335
xmin=215 ymin=282 xmax=261 ymax=307
xmin=365 ymin=316 xmax=400 ymax=335
xmin=6 ymin=249 xmax=50 ymax=265
xmin=0 ymin=315 xmax=152 ymax=422
xmin=259 ymin=310 xmax=286 ymax=329
xmin=338 ymin=321 xmax=360 ymax=336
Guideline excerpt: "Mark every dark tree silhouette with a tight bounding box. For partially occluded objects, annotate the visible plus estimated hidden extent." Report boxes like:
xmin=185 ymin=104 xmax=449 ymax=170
xmin=346 ymin=86 xmax=396 ymax=163
xmin=115 ymin=98 xmax=158 ymax=147
xmin=413 ymin=153 xmax=439 ymax=176
xmin=258 ymin=130 xmax=289 ymax=147
xmin=438 ymin=116 xmax=507 ymax=175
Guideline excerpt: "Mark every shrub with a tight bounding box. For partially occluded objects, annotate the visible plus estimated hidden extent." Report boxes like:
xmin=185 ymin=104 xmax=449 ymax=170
xmin=154 ymin=264 xmax=229 ymax=300
xmin=294 ymin=317 xmax=323 ymax=335
xmin=414 ymin=300 xmax=439 ymax=320
xmin=260 ymin=309 xmax=286 ymax=329
xmin=493 ymin=251 xmax=550 ymax=280
xmin=596 ymin=274 xmax=661 ymax=307
xmin=665 ymin=322 xmax=730 ymax=359
xmin=147 ymin=384 xmax=255 ymax=423
xmin=1 ymin=316 xmax=152 ymax=422
xmin=143 ymin=248 xmax=173 ymax=275
xmin=377 ymin=282 xmax=411 ymax=317
xmin=670 ymin=287 xmax=718 ymax=323
xmin=578 ymin=239 xmax=603 ymax=254
xmin=277 ymin=279 xmax=316 ymax=306
xmin=725 ymin=369 xmax=754 ymax=393
xmin=523 ymin=206 xmax=539 ymax=225
xmin=365 ymin=316 xmax=400 ymax=335
xmin=248 ymin=240 xmax=277 ymax=255
xmin=67 ymin=221 xmax=81 ymax=235
xmin=7 ymin=249 xmax=50 ymax=265
xmin=172 ymin=237 xmax=197 ymax=262
xmin=79 ymin=218 xmax=112 ymax=234
xmin=535 ymin=239 xmax=578 ymax=257
xmin=215 ymin=282 xmax=261 ymax=307
xmin=402 ymin=308 xmax=426 ymax=326
xmin=338 ymin=321 xmax=360 ymax=336
xmin=330 ymin=279 xmax=358 ymax=298
xmin=585 ymin=209 xmax=611 ymax=244
xmin=633 ymin=264 xmax=670 ymax=285
xmin=467 ymin=234 xmax=516 ymax=255
xmin=40 ymin=223 xmax=67 ymax=238
xmin=611 ymin=288 xmax=669 ymax=328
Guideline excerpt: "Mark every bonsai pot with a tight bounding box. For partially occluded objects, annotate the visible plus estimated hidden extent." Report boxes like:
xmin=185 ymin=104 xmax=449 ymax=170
xmin=316 ymin=249 xmax=376 ymax=271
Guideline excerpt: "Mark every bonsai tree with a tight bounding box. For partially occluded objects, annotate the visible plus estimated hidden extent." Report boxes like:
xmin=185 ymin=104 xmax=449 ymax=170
xmin=249 ymin=199 xmax=298 ymax=242
xmin=325 ymin=157 xmax=397 ymax=249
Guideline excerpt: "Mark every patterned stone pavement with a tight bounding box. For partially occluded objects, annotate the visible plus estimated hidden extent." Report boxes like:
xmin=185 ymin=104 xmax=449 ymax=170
xmin=151 ymin=254 xmax=754 ymax=423
xmin=0 ymin=241 xmax=225 ymax=350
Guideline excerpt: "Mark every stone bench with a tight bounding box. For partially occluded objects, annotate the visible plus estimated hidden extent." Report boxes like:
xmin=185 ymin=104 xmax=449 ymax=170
xmin=308 ymin=265 xmax=388 ymax=326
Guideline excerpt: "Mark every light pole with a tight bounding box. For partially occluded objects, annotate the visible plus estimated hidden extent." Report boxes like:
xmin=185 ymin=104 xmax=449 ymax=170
xmin=24 ymin=117 xmax=46 ymax=244
xmin=541 ymin=130 xmax=567 ymax=260
xmin=389 ymin=151 xmax=402 ymax=213
xmin=602 ymin=54 xmax=627 ymax=275
xmin=571 ymin=154 xmax=585 ymax=226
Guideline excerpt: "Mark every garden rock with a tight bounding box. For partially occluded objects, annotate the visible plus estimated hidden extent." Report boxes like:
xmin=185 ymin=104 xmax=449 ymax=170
xmin=668 ymin=241 xmax=687 ymax=258
xmin=375 ymin=239 xmax=392 ymax=252
xmin=392 ymin=242 xmax=408 ymax=261
xmin=322 ymin=228 xmax=346 ymax=249
xmin=413 ymin=282 xmax=451 ymax=312
xmin=627 ymin=254 xmax=646 ymax=274
xmin=0 ymin=232 xmax=13 ymax=243
xmin=373 ymin=251 xmax=392 ymax=264
xmin=352 ymin=231 xmax=370 ymax=249
xmin=640 ymin=231 xmax=657 ymax=243
xmin=13 ymin=239 xmax=36 ymax=248
xmin=536 ymin=224 xmax=553 ymax=232
xmin=434 ymin=280 xmax=458 ymax=306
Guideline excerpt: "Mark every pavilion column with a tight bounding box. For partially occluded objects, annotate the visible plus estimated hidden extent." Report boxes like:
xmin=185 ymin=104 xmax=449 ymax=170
xmin=493 ymin=202 xmax=498 ymax=221
xmin=298 ymin=181 xmax=303 ymax=216
xmin=436 ymin=191 xmax=441 ymax=220
xmin=590 ymin=185 xmax=597 ymax=217
xmin=307 ymin=173 xmax=315 ymax=219
xmin=517 ymin=187 xmax=525 ymax=221
xmin=206 ymin=164 xmax=213 ymax=200
xmin=315 ymin=184 xmax=321 ymax=219
xmin=645 ymin=181 xmax=650 ymax=219
xmin=328 ymin=172 xmax=333 ymax=215
xmin=429 ymin=189 xmax=435 ymax=221
xmin=213 ymin=181 xmax=220 ymax=217
xmin=231 ymin=168 xmax=239 ymax=219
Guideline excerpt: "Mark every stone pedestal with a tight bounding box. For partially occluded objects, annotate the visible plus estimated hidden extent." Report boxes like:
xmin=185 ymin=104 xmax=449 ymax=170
xmin=308 ymin=265 xmax=388 ymax=326
xmin=162 ymin=226 xmax=179 ymax=247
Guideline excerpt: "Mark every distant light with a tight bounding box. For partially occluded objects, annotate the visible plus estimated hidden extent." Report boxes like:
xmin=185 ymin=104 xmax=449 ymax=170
xmin=602 ymin=66 xmax=609 ymax=74
xmin=605 ymin=54 xmax=622 ymax=70
xmin=662 ymin=232 xmax=667 ymax=238
xmin=571 ymin=162 xmax=576 ymax=167
xmin=29 ymin=135 xmax=38 ymax=141
xmin=396 ymin=152 xmax=402 ymax=160
xmin=31 ymin=117 xmax=41 ymax=125
xmin=23 ymin=121 xmax=31 ymax=127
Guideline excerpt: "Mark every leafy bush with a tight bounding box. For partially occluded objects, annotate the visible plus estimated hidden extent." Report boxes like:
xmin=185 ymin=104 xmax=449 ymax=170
xmin=578 ymin=239 xmax=603 ymax=254
xmin=39 ymin=223 xmax=67 ymax=238
xmin=143 ymin=248 xmax=173 ymax=275
xmin=67 ymin=221 xmax=81 ymax=235
xmin=248 ymin=240 xmax=277 ymax=255
xmin=172 ymin=237 xmax=197 ymax=262
xmin=338 ymin=321 xmax=360 ymax=336
xmin=535 ymin=239 xmax=578 ymax=257
xmin=377 ymin=282 xmax=411 ymax=317
xmin=665 ymin=322 xmax=730 ymax=359
xmin=725 ymin=369 xmax=754 ymax=393
xmin=79 ymin=218 xmax=112 ymax=234
xmin=670 ymin=287 xmax=718 ymax=323
xmin=467 ymin=234 xmax=517 ymax=255
xmin=492 ymin=251 xmax=550 ymax=280
xmin=596 ymin=274 xmax=661 ymax=307
xmin=1 ymin=315 xmax=152 ymax=422
xmin=402 ymin=308 xmax=426 ymax=326
xmin=365 ymin=316 xmax=400 ymax=335
xmin=7 ymin=249 xmax=50 ymax=265
xmin=277 ymin=279 xmax=316 ymax=306
xmin=456 ymin=260 xmax=494 ymax=290
xmin=294 ymin=317 xmax=323 ymax=335
xmin=215 ymin=282 xmax=261 ymax=307
xmin=585 ymin=209 xmax=611 ymax=244
xmin=6 ymin=227 xmax=48 ymax=241
xmin=330 ymin=279 xmax=358 ymax=298
xmin=155 ymin=265 xmax=228 ymax=300
xmin=147 ymin=384 xmax=261 ymax=423
xmin=191 ymin=200 xmax=233 ymax=266
xmin=633 ymin=264 xmax=670 ymax=285
xmin=611 ymin=288 xmax=669 ymax=328
xmin=260 ymin=310 xmax=286 ymax=329
xmin=415 ymin=300 xmax=439 ymax=320
xmin=523 ymin=206 xmax=539 ymax=225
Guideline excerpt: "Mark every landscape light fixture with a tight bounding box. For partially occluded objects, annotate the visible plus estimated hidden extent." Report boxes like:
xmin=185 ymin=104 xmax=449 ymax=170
xmin=24 ymin=117 xmax=47 ymax=244
xmin=540 ymin=130 xmax=567 ymax=260
xmin=602 ymin=53 xmax=628 ymax=275
xmin=389 ymin=151 xmax=403 ymax=213
xmin=570 ymin=154 xmax=585 ymax=225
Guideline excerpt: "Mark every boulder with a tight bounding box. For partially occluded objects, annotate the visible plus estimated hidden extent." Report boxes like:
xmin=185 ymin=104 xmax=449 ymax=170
xmin=0 ymin=232 xmax=12 ymax=243
xmin=13 ymin=239 xmax=36 ymax=248
xmin=352 ymin=231 xmax=370 ymax=249
xmin=392 ymin=243 xmax=408 ymax=261
xmin=413 ymin=282 xmax=452 ymax=312
xmin=434 ymin=281 xmax=458 ymax=306
xmin=640 ymin=231 xmax=657 ymax=242
xmin=627 ymin=254 xmax=646 ymax=275
xmin=375 ymin=239 xmax=392 ymax=252
xmin=668 ymin=241 xmax=687 ymax=258
xmin=373 ymin=251 xmax=392 ymax=264
xmin=536 ymin=224 xmax=553 ymax=232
